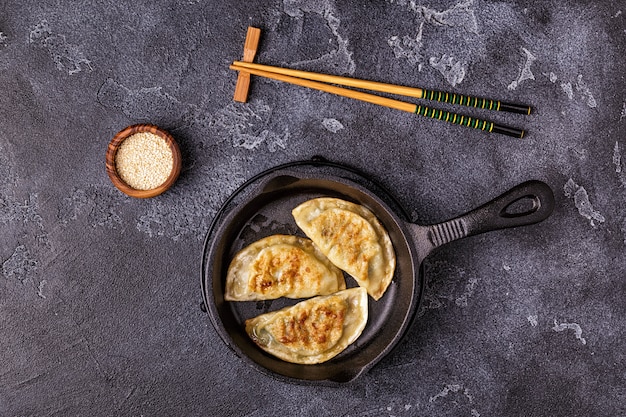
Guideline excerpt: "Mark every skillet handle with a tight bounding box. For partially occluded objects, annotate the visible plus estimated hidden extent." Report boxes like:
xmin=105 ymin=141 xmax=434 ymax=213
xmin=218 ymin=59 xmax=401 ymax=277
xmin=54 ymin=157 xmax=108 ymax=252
xmin=426 ymin=180 xmax=555 ymax=250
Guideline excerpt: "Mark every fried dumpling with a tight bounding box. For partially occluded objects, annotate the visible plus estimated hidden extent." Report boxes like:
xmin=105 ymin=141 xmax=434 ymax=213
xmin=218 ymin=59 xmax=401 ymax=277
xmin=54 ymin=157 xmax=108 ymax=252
xmin=292 ymin=198 xmax=395 ymax=300
xmin=245 ymin=287 xmax=368 ymax=364
xmin=225 ymin=235 xmax=346 ymax=301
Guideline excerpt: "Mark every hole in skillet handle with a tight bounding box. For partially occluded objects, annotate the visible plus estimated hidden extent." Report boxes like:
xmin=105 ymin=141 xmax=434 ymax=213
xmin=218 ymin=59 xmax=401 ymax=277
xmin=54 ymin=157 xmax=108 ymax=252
xmin=462 ymin=180 xmax=555 ymax=235
xmin=501 ymin=195 xmax=540 ymax=217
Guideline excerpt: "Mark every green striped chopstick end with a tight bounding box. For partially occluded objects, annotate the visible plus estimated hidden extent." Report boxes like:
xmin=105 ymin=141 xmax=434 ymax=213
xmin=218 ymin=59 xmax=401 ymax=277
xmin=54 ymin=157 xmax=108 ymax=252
xmin=421 ymin=89 xmax=499 ymax=111
xmin=421 ymin=89 xmax=531 ymax=115
xmin=414 ymin=105 xmax=492 ymax=132
xmin=413 ymin=105 xmax=525 ymax=138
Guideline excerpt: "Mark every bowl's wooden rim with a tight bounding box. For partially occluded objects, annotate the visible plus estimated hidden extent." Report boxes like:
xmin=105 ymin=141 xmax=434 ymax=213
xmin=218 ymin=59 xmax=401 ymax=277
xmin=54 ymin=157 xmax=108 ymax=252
xmin=105 ymin=123 xmax=182 ymax=198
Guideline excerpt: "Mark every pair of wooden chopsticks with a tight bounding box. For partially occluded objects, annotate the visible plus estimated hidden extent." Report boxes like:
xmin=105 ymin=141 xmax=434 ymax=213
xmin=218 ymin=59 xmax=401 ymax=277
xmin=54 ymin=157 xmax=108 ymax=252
xmin=230 ymin=61 xmax=530 ymax=138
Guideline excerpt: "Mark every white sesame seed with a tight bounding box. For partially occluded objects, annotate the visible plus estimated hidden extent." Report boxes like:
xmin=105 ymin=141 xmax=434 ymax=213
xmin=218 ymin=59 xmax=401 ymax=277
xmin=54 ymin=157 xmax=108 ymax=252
xmin=115 ymin=132 xmax=173 ymax=190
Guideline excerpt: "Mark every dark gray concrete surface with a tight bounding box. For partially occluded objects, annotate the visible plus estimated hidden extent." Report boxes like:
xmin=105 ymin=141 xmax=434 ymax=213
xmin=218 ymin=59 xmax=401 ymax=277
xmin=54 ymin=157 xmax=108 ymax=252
xmin=1 ymin=0 xmax=625 ymax=415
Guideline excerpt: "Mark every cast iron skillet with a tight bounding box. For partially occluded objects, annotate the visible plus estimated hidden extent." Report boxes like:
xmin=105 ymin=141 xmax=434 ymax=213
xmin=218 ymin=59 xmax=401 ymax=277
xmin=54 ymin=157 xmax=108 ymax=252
xmin=201 ymin=159 xmax=554 ymax=384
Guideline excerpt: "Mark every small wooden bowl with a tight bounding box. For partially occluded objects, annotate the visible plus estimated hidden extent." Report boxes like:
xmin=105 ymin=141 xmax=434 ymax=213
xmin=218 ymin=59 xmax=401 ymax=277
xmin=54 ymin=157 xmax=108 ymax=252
xmin=106 ymin=124 xmax=182 ymax=198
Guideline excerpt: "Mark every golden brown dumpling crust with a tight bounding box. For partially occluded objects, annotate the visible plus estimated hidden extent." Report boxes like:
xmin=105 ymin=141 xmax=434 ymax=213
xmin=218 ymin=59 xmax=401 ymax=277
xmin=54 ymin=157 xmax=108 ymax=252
xmin=264 ymin=297 xmax=346 ymax=352
xmin=225 ymin=235 xmax=346 ymax=301
xmin=245 ymin=287 xmax=368 ymax=364
xmin=292 ymin=198 xmax=395 ymax=300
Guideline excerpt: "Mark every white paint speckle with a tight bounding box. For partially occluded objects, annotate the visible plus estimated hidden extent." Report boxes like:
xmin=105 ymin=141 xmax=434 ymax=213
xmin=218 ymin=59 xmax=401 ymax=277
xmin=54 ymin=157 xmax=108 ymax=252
xmin=463 ymin=388 xmax=474 ymax=403
xmin=429 ymin=54 xmax=467 ymax=86
xmin=503 ymin=264 xmax=512 ymax=271
xmin=563 ymin=179 xmax=605 ymax=227
xmin=551 ymin=73 xmax=597 ymax=107
xmin=37 ymin=279 xmax=47 ymax=299
xmin=59 ymin=187 xmax=123 ymax=229
xmin=322 ymin=118 xmax=345 ymax=133
xmin=28 ymin=20 xmax=92 ymax=74
xmin=430 ymin=384 xmax=461 ymax=402
xmin=560 ymin=82 xmax=574 ymax=100
xmin=527 ymin=314 xmax=538 ymax=327
xmin=97 ymin=78 xmax=199 ymax=125
xmin=386 ymin=0 xmax=480 ymax=73
xmin=508 ymin=47 xmax=536 ymax=90
xmin=620 ymin=102 xmax=626 ymax=122
xmin=388 ymin=25 xmax=424 ymax=68
xmin=455 ymin=277 xmax=478 ymax=307
xmin=283 ymin=0 xmax=355 ymax=74
xmin=2 ymin=245 xmax=38 ymax=282
xmin=552 ymin=319 xmax=587 ymax=345
xmin=418 ymin=0 xmax=479 ymax=34
xmin=575 ymin=75 xmax=597 ymax=108
xmin=430 ymin=383 xmax=476 ymax=414
xmin=614 ymin=142 xmax=622 ymax=173
xmin=212 ymin=100 xmax=288 ymax=152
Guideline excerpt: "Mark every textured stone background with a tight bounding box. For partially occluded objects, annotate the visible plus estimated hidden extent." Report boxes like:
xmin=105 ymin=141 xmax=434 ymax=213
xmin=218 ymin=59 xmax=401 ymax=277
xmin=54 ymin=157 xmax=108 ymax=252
xmin=1 ymin=0 xmax=625 ymax=416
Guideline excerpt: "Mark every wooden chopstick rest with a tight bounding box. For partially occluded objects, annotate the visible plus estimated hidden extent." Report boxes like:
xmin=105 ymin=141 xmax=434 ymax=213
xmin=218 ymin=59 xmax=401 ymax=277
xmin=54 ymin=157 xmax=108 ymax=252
xmin=233 ymin=27 xmax=261 ymax=103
